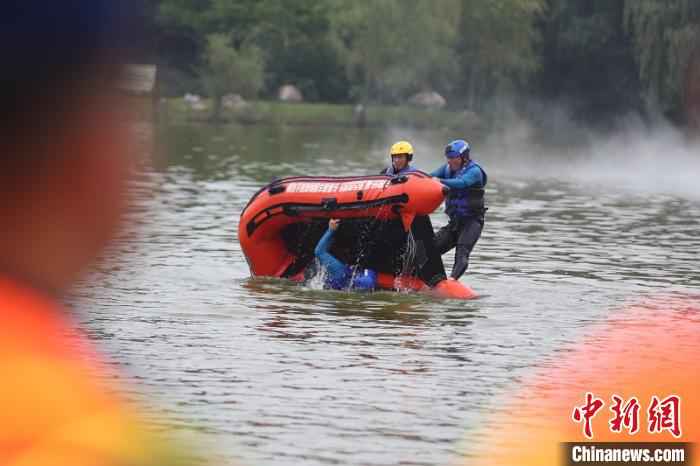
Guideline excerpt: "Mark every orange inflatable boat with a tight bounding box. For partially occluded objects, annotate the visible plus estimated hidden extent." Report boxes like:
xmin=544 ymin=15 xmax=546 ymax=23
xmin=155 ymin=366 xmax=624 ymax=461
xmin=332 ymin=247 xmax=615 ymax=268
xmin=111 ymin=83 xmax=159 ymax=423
xmin=239 ymin=172 xmax=477 ymax=299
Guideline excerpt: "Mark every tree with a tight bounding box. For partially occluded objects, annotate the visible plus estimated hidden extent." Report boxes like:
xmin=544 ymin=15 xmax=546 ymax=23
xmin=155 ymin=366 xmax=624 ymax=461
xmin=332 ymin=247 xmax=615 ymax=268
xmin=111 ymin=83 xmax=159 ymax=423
xmin=202 ymin=34 xmax=264 ymax=121
xmin=453 ymin=0 xmax=545 ymax=112
xmin=624 ymin=0 xmax=700 ymax=119
xmin=535 ymin=0 xmax=642 ymax=123
xmin=156 ymin=0 xmax=346 ymax=101
xmin=153 ymin=0 xmax=697 ymax=127
xmin=245 ymin=0 xmax=348 ymax=101
xmin=329 ymin=0 xmax=460 ymax=104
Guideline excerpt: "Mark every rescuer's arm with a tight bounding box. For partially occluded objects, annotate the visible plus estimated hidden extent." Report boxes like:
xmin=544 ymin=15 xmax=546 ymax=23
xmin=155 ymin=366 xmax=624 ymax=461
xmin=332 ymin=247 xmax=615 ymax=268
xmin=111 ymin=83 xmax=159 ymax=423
xmin=314 ymin=220 xmax=348 ymax=278
xmin=437 ymin=165 xmax=483 ymax=189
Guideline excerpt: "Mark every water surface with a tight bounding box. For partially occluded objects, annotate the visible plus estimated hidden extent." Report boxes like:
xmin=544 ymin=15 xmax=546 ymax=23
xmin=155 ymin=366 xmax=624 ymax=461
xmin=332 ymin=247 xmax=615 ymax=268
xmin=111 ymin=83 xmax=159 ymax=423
xmin=75 ymin=123 xmax=699 ymax=465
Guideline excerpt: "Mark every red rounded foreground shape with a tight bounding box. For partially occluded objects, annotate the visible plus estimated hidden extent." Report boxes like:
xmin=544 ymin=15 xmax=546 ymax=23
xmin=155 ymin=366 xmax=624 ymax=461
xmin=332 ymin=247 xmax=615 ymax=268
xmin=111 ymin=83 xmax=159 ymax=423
xmin=465 ymin=294 xmax=699 ymax=465
xmin=239 ymin=173 xmax=478 ymax=300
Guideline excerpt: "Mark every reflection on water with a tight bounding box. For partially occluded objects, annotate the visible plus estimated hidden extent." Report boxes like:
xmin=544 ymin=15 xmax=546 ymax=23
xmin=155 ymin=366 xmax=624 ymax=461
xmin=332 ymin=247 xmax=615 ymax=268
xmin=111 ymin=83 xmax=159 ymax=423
xmin=75 ymin=123 xmax=700 ymax=466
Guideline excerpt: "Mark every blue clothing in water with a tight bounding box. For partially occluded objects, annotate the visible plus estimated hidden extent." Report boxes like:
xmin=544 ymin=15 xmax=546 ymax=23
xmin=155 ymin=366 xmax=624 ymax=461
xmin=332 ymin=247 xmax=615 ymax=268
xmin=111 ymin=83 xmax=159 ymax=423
xmin=431 ymin=160 xmax=487 ymax=218
xmin=430 ymin=160 xmax=485 ymax=189
xmin=380 ymin=165 xmax=418 ymax=176
xmin=314 ymin=229 xmax=351 ymax=289
xmin=314 ymin=228 xmax=376 ymax=290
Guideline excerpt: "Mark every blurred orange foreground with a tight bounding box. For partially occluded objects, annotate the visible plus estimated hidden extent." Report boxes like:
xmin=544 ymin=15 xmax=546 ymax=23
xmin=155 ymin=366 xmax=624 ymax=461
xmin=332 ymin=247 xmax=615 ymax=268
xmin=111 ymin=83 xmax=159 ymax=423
xmin=464 ymin=294 xmax=699 ymax=466
xmin=0 ymin=280 xmax=185 ymax=465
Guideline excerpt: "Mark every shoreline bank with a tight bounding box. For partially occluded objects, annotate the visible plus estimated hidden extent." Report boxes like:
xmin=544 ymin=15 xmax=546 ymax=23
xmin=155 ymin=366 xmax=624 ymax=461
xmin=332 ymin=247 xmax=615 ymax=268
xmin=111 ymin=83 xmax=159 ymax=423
xmin=159 ymin=98 xmax=484 ymax=133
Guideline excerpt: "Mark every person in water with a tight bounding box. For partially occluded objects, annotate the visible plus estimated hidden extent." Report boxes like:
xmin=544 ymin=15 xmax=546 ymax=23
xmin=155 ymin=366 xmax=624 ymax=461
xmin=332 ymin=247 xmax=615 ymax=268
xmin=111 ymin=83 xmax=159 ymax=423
xmin=430 ymin=139 xmax=487 ymax=280
xmin=380 ymin=140 xmax=419 ymax=175
xmin=314 ymin=219 xmax=378 ymax=290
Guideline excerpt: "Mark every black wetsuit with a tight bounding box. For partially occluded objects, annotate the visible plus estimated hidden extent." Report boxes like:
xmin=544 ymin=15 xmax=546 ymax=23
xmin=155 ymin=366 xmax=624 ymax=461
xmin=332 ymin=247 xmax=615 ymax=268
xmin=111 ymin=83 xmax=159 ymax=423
xmin=431 ymin=160 xmax=487 ymax=279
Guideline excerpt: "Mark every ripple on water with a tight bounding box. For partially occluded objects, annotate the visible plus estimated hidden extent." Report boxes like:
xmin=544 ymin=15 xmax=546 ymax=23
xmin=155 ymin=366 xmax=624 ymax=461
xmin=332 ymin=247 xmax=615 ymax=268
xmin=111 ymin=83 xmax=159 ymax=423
xmin=74 ymin=125 xmax=700 ymax=466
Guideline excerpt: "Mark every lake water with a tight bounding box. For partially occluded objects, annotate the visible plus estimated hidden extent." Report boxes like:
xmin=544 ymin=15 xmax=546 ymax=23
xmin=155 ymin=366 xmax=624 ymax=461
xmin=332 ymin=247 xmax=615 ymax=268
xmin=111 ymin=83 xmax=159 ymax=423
xmin=74 ymin=122 xmax=700 ymax=465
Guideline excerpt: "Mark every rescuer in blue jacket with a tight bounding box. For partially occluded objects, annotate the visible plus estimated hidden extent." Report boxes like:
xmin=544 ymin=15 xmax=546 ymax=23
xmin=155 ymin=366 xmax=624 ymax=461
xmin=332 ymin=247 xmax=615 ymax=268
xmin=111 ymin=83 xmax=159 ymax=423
xmin=380 ymin=140 xmax=419 ymax=175
xmin=314 ymin=219 xmax=378 ymax=291
xmin=430 ymin=139 xmax=487 ymax=280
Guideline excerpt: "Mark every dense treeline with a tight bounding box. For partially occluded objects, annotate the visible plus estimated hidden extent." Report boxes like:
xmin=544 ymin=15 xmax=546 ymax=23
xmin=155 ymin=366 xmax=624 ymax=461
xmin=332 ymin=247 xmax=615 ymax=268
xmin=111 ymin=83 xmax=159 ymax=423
xmin=152 ymin=0 xmax=699 ymax=125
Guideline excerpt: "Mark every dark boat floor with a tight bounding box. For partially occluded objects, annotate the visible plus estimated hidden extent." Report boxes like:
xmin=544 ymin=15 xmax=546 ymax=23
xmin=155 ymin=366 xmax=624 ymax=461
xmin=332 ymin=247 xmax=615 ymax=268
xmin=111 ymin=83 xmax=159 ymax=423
xmin=281 ymin=216 xmax=447 ymax=287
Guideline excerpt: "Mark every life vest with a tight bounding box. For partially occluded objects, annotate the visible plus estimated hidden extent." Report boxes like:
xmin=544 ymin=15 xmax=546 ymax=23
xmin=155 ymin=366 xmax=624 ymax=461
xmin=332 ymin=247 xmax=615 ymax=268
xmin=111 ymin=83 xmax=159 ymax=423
xmin=324 ymin=266 xmax=376 ymax=291
xmin=442 ymin=160 xmax=487 ymax=218
xmin=380 ymin=165 xmax=417 ymax=176
xmin=324 ymin=265 xmax=351 ymax=289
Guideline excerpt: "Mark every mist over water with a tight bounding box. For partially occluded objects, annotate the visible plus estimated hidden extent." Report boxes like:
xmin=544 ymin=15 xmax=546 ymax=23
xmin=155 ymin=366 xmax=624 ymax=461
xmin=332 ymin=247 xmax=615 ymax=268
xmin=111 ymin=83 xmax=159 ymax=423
xmin=480 ymin=109 xmax=700 ymax=199
xmin=373 ymin=104 xmax=700 ymax=203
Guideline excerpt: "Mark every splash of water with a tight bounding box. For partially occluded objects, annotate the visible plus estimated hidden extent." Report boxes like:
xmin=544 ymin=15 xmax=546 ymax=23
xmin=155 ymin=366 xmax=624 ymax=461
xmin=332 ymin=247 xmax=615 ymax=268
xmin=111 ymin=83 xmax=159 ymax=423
xmin=479 ymin=103 xmax=700 ymax=200
xmin=394 ymin=229 xmax=417 ymax=293
xmin=343 ymin=219 xmax=378 ymax=291
xmin=305 ymin=259 xmax=327 ymax=290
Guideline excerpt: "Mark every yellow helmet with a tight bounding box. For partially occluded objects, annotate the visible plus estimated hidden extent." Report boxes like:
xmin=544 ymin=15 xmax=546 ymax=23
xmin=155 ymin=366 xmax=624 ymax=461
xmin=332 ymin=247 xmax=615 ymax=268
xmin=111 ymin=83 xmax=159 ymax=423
xmin=389 ymin=140 xmax=414 ymax=161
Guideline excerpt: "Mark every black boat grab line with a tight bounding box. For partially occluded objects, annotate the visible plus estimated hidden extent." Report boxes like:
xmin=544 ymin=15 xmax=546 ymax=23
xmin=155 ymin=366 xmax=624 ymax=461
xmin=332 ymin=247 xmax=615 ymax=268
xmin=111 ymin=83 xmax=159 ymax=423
xmin=245 ymin=193 xmax=410 ymax=237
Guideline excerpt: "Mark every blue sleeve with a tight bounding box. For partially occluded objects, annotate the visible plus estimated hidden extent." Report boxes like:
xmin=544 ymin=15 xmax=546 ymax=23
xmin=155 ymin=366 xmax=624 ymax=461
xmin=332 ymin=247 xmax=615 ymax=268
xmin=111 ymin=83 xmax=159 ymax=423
xmin=438 ymin=165 xmax=483 ymax=189
xmin=314 ymin=229 xmax=349 ymax=280
xmin=430 ymin=165 xmax=446 ymax=178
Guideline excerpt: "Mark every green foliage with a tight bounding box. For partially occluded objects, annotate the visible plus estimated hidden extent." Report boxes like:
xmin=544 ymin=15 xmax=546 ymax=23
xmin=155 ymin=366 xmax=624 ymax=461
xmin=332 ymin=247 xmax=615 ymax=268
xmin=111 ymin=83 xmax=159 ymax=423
xmin=202 ymin=34 xmax=264 ymax=120
xmin=455 ymin=0 xmax=545 ymax=110
xmin=463 ymin=2 xmax=544 ymax=83
xmin=624 ymin=0 xmax=700 ymax=115
xmin=536 ymin=0 xmax=642 ymax=121
xmin=156 ymin=0 xmax=543 ymax=107
xmin=153 ymin=0 xmax=697 ymax=123
xmin=330 ymin=0 xmax=460 ymax=103
xmin=157 ymin=0 xmax=346 ymax=101
xmin=247 ymin=0 xmax=348 ymax=101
